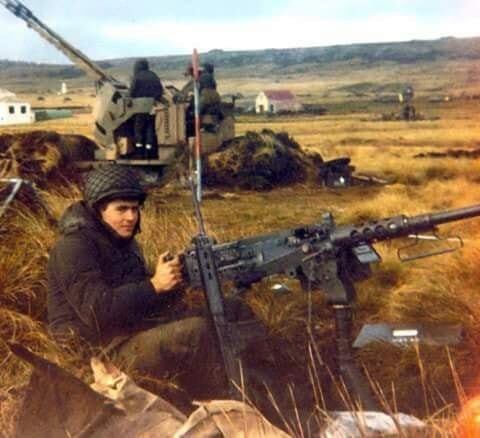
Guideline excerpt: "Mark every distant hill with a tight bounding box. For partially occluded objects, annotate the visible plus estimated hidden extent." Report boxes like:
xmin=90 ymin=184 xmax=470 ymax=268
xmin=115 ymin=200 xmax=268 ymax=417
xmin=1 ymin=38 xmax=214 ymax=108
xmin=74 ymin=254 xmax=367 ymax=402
xmin=181 ymin=36 xmax=480 ymax=68
xmin=1 ymin=36 xmax=479 ymax=90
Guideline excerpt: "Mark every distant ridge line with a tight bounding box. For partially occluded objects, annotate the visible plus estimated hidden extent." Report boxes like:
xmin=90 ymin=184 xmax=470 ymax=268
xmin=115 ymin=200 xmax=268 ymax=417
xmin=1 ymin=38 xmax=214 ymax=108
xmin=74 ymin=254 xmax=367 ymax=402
xmin=1 ymin=35 xmax=479 ymax=83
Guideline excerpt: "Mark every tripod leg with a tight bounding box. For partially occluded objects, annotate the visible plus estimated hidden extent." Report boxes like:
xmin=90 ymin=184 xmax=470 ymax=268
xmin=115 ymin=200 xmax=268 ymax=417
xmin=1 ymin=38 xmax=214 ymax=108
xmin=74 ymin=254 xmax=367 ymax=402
xmin=333 ymin=304 xmax=380 ymax=411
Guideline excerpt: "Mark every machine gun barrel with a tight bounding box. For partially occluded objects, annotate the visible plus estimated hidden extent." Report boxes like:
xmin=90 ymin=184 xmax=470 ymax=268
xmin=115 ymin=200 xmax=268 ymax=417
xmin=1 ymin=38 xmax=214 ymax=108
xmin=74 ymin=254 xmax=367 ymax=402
xmin=1 ymin=0 xmax=111 ymax=82
xmin=331 ymin=204 xmax=480 ymax=247
xmin=415 ymin=204 xmax=480 ymax=227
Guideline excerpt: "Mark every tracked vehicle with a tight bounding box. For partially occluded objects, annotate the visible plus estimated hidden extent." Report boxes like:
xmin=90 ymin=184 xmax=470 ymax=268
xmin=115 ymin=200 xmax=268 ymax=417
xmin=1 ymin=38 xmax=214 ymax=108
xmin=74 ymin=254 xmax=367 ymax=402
xmin=1 ymin=0 xmax=235 ymax=173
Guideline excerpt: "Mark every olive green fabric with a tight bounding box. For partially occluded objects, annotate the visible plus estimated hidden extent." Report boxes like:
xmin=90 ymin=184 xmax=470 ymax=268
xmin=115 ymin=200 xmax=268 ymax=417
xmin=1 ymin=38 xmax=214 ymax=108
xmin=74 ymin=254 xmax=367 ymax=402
xmin=112 ymin=316 xmax=218 ymax=384
xmin=47 ymin=201 xmax=169 ymax=344
xmin=200 ymin=88 xmax=221 ymax=116
xmin=199 ymin=70 xmax=217 ymax=91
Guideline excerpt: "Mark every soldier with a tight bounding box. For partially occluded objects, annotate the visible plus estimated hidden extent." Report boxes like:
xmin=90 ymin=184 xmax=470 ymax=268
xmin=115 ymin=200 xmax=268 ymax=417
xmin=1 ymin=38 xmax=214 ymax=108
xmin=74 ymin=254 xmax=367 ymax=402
xmin=130 ymin=58 xmax=164 ymax=159
xmin=198 ymin=62 xmax=217 ymax=94
xmin=180 ymin=62 xmax=223 ymax=133
xmin=199 ymin=62 xmax=223 ymax=126
xmin=400 ymin=85 xmax=416 ymax=121
xmin=47 ymin=165 xmax=212 ymax=388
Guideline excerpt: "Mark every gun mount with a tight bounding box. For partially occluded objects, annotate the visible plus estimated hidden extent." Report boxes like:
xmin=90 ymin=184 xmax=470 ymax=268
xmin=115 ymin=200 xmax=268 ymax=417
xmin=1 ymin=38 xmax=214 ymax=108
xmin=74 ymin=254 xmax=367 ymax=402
xmin=1 ymin=0 xmax=235 ymax=170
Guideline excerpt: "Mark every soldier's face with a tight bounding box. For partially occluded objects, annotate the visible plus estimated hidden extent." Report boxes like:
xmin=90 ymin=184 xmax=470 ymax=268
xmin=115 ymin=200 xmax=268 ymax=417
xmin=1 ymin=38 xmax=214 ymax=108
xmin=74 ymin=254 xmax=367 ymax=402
xmin=101 ymin=200 xmax=140 ymax=238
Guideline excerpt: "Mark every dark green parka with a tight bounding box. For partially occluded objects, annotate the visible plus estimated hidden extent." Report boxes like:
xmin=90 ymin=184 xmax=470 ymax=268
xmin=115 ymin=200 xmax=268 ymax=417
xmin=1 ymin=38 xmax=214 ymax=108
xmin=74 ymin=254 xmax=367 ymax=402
xmin=129 ymin=58 xmax=164 ymax=100
xmin=47 ymin=201 xmax=169 ymax=344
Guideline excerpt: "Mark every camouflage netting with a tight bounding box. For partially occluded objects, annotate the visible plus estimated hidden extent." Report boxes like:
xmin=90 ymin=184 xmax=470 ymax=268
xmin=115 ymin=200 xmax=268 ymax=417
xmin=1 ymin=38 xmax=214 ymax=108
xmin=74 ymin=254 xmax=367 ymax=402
xmin=203 ymin=129 xmax=324 ymax=190
xmin=0 ymin=131 xmax=96 ymax=188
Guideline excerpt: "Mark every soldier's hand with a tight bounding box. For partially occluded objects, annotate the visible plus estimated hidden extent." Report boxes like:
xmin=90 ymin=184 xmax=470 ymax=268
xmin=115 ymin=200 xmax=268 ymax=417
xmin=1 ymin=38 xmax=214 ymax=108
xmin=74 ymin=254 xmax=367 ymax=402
xmin=150 ymin=251 xmax=183 ymax=294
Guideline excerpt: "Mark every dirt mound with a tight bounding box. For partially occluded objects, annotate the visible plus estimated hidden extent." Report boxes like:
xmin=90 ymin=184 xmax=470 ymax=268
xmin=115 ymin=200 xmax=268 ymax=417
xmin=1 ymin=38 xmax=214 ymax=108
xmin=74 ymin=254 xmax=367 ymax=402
xmin=203 ymin=130 xmax=324 ymax=190
xmin=0 ymin=131 xmax=96 ymax=188
xmin=414 ymin=148 xmax=480 ymax=159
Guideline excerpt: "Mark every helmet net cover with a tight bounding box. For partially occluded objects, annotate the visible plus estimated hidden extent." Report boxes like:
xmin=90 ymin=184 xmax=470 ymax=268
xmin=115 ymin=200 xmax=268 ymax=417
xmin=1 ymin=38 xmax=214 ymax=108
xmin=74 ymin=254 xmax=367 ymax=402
xmin=83 ymin=165 xmax=147 ymax=208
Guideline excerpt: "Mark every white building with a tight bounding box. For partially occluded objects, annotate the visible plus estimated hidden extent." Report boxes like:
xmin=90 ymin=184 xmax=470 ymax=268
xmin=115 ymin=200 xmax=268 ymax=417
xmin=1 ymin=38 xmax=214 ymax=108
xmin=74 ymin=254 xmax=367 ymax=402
xmin=0 ymin=90 xmax=35 ymax=125
xmin=255 ymin=90 xmax=303 ymax=114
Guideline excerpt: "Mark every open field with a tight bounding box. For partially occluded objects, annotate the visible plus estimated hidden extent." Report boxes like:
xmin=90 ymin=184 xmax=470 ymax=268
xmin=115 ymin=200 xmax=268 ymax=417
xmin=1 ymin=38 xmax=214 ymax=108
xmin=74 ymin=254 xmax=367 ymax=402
xmin=2 ymin=89 xmax=480 ymax=435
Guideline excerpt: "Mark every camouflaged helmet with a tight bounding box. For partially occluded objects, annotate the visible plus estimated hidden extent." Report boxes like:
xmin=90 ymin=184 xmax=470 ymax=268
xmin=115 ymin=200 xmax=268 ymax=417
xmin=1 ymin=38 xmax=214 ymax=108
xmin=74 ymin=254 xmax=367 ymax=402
xmin=83 ymin=165 xmax=146 ymax=208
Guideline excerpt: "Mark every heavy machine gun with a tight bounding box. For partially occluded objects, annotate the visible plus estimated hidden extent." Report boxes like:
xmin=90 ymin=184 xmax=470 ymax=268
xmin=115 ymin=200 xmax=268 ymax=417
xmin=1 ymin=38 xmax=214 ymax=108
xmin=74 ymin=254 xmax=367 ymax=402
xmin=1 ymin=0 xmax=235 ymax=166
xmin=183 ymin=199 xmax=480 ymax=408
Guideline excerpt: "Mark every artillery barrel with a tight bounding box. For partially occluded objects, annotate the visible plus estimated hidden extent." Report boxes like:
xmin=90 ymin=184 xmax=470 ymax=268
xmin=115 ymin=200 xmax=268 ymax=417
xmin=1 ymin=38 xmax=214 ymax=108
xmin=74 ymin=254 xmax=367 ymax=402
xmin=1 ymin=0 xmax=110 ymax=82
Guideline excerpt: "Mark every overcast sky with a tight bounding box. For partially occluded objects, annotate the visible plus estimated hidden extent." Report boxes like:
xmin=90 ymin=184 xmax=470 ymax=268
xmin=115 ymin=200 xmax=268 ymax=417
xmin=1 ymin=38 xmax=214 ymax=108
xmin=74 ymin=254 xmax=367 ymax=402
xmin=0 ymin=0 xmax=479 ymax=63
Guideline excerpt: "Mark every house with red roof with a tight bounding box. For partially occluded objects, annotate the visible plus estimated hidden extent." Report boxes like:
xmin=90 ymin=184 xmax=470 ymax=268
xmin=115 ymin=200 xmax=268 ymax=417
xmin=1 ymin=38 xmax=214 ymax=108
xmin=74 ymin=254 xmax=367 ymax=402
xmin=255 ymin=90 xmax=303 ymax=114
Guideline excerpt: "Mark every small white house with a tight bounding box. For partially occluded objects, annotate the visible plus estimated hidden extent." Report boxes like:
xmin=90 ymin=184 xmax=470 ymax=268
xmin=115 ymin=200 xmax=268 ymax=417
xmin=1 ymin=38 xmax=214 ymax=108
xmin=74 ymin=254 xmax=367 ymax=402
xmin=0 ymin=96 xmax=35 ymax=126
xmin=255 ymin=90 xmax=303 ymax=114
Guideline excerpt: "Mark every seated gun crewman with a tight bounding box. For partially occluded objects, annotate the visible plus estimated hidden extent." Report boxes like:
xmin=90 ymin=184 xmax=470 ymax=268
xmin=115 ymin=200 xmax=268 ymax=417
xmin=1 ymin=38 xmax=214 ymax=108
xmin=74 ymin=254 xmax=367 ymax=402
xmin=47 ymin=165 xmax=212 ymax=384
xmin=180 ymin=62 xmax=223 ymax=134
xmin=130 ymin=58 xmax=164 ymax=159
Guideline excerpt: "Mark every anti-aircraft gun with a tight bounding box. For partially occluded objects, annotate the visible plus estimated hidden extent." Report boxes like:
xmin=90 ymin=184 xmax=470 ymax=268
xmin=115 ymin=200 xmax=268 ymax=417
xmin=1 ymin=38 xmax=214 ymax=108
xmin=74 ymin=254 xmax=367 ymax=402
xmin=1 ymin=0 xmax=235 ymax=169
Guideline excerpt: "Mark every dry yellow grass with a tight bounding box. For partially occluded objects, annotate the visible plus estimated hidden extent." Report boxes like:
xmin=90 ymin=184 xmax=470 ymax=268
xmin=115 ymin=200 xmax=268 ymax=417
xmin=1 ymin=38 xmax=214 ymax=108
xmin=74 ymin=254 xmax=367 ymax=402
xmin=2 ymin=93 xmax=480 ymax=436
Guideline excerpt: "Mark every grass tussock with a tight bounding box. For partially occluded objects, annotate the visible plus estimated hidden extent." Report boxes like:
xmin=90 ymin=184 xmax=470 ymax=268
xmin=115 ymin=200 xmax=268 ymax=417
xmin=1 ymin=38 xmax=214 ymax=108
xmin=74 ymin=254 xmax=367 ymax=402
xmin=0 ymin=210 xmax=55 ymax=317
xmin=0 ymin=188 xmax=88 ymax=438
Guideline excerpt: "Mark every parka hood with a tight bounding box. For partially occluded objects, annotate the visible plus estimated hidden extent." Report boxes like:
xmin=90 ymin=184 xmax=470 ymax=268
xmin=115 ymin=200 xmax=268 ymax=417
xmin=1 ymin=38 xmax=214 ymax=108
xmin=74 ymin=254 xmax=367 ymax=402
xmin=202 ymin=62 xmax=214 ymax=74
xmin=133 ymin=58 xmax=149 ymax=74
xmin=58 ymin=202 xmax=95 ymax=235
